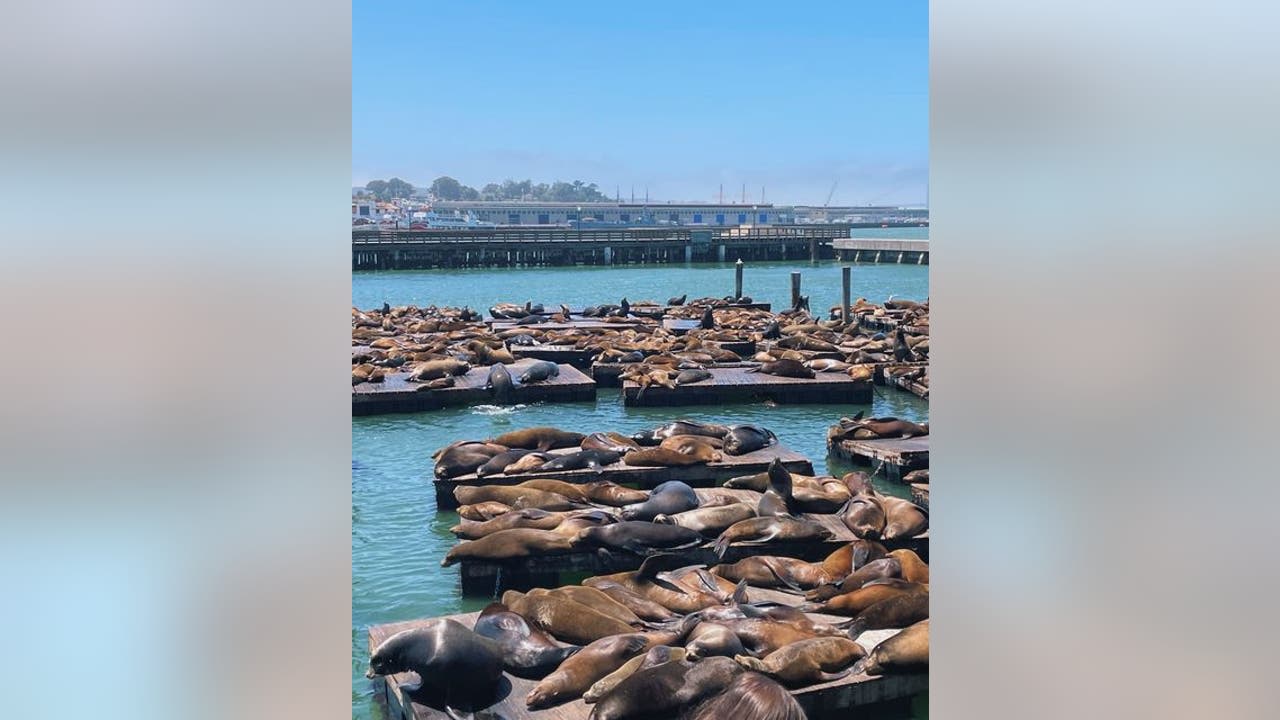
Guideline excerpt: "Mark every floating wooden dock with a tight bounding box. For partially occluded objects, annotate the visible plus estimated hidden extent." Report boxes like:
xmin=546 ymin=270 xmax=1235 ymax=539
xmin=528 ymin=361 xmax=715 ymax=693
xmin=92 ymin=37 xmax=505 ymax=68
xmin=910 ymin=483 xmax=929 ymax=509
xmin=353 ymin=360 xmax=596 ymax=416
xmin=367 ymin=587 xmax=927 ymax=720
xmin=827 ymin=436 xmax=930 ymax=483
xmin=509 ymin=344 xmax=598 ymax=369
xmin=435 ymin=443 xmax=814 ymax=510
xmin=489 ymin=319 xmax=649 ymax=332
xmin=590 ymin=360 xmax=757 ymax=388
xmin=831 ymin=238 xmax=930 ymax=265
xmin=623 ymin=367 xmax=872 ymax=407
xmin=455 ymin=488 xmax=929 ymax=594
xmin=884 ymin=370 xmax=929 ymax=399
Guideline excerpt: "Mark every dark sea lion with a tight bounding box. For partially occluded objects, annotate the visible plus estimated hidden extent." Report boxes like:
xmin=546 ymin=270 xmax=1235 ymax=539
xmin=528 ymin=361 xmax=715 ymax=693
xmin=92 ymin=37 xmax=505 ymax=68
xmin=685 ymin=622 xmax=747 ymax=660
xmin=491 ymin=426 xmax=586 ymax=451
xmin=515 ymin=314 xmax=550 ymax=325
xmin=880 ymin=496 xmax=929 ymax=539
xmin=473 ymin=602 xmax=580 ymax=679
xmin=519 ymin=360 xmax=561 ymax=383
xmin=449 ymin=508 xmax=564 ymax=539
xmin=845 ymin=589 xmax=930 ymax=639
xmin=682 ymin=670 xmax=805 ymax=720
xmin=676 ymin=368 xmax=713 ymax=385
xmin=748 ymin=358 xmax=815 ymax=379
xmin=526 ymin=633 xmax=652 ymax=709
xmin=722 ymin=425 xmax=778 ymax=456
xmin=650 ymin=419 xmax=731 ymax=441
xmin=574 ymin=521 xmax=704 ymax=555
xmin=589 ymin=656 xmax=742 ymax=720
xmin=432 ymin=440 xmax=507 ymax=478
xmin=806 ymin=557 xmax=903 ymax=601
xmin=761 ymin=320 xmax=782 ymax=339
xmin=757 ymin=459 xmax=801 ymax=517
xmin=700 ymin=306 xmax=715 ymax=329
xmin=669 ymin=293 xmax=687 ymax=306
xmin=502 ymin=590 xmax=637 ymax=645
xmin=624 ymin=444 xmax=720 ymax=467
xmin=583 ymin=481 xmax=650 ymax=507
xmin=456 ymin=501 xmax=513 ymax=521
xmin=584 ymin=646 xmax=687 ymax=703
xmin=485 ymin=363 xmax=515 ymax=403
xmin=365 ymin=619 xmax=504 ymax=713
xmin=589 ymin=581 xmax=681 ymax=622
xmin=735 ymin=636 xmax=866 ymax=687
xmin=712 ymin=516 xmax=833 ymax=558
xmin=582 ymin=431 xmax=641 ymax=455
xmin=506 ymin=333 xmax=538 ymax=346
xmin=453 ymin=485 xmax=582 ymax=511
xmin=801 ymin=580 xmax=922 ymax=616
xmin=653 ymin=502 xmax=756 ymax=536
xmin=830 ymin=416 xmax=929 ymax=441
xmin=539 ymin=448 xmax=623 ymax=472
xmin=441 ymin=528 xmax=577 ymax=566
xmin=621 ymin=480 xmax=699 ymax=520
xmin=857 ymin=619 xmax=929 ymax=675
xmin=902 ymin=468 xmax=929 ymax=484
xmin=474 ymin=448 xmax=535 ymax=478
xmin=841 ymin=493 xmax=887 ymax=539
xmin=893 ymin=328 xmax=918 ymax=362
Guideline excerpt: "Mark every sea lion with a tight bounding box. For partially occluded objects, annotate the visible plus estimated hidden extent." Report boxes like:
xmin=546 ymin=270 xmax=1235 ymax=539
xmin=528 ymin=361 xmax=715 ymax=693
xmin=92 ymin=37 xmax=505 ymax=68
xmin=806 ymin=557 xmax=903 ymax=601
xmin=642 ymin=419 xmax=730 ymax=443
xmin=582 ymin=431 xmax=641 ymax=455
xmin=757 ymin=459 xmax=802 ymax=517
xmin=748 ymin=358 xmax=815 ymax=379
xmin=621 ymin=480 xmax=699 ymax=520
xmin=505 ymin=452 xmax=554 ymax=474
xmin=716 ymin=617 xmax=835 ymax=658
xmin=682 ymin=670 xmax=806 ymax=720
xmin=840 ymin=470 xmax=874 ymax=495
xmin=801 ymin=579 xmax=922 ymax=616
xmin=735 ymin=636 xmax=866 ymax=687
xmin=441 ymin=528 xmax=577 ymax=566
xmin=902 ymin=468 xmax=929 ymax=484
xmin=485 ymin=363 xmax=515 ymax=403
xmin=658 ymin=434 xmax=724 ymax=454
xmin=539 ymin=448 xmax=623 ymax=472
xmin=712 ymin=516 xmax=833 ymax=557
xmin=589 ymin=655 xmax=743 ymax=720
xmin=888 ymin=549 xmax=930 ymax=583
xmin=685 ymin=622 xmax=747 ymax=660
xmin=653 ymin=502 xmax=756 ymax=536
xmin=841 ymin=492 xmax=887 ymax=539
xmin=519 ymin=360 xmax=561 ymax=383
xmin=700 ymin=306 xmax=715 ymax=329
xmin=830 ymin=416 xmax=929 ymax=441
xmin=514 ymin=478 xmax=599 ymax=503
xmin=406 ymin=358 xmax=471 ymax=382
xmin=819 ymin=539 xmax=889 ymax=578
xmin=456 ymin=501 xmax=512 ymax=521
xmin=804 ymin=358 xmax=852 ymax=373
xmin=449 ymin=508 xmax=565 ymax=539
xmin=722 ymin=425 xmax=778 ymax=455
xmin=857 ymin=619 xmax=929 ymax=675
xmin=365 ymin=619 xmax=504 ymax=712
xmin=433 ymin=441 xmax=508 ymax=479
xmin=584 ymin=646 xmax=687 ymax=703
xmin=491 ymin=426 xmax=587 ymax=451
xmin=676 ymin=368 xmax=713 ymax=385
xmin=502 ymin=590 xmax=638 ymax=645
xmin=668 ymin=293 xmax=687 ymax=306
xmin=453 ymin=485 xmax=582 ymax=511
xmin=584 ymin=555 xmax=725 ymax=614
xmin=582 ymin=481 xmax=650 ymax=507
xmin=526 ymin=633 xmax=652 ymax=709
xmin=473 ymin=602 xmax=580 ymax=679
xmin=539 ymin=586 xmax=645 ymax=627
xmin=474 ymin=448 xmax=536 ymax=478
xmin=590 ymin=580 xmax=681 ymax=622
xmin=624 ymin=444 xmax=720 ymax=467
xmin=880 ymin=496 xmax=929 ymax=539
xmin=845 ymin=589 xmax=930 ymax=638
xmin=574 ymin=521 xmax=705 ymax=556
xmin=711 ymin=555 xmax=832 ymax=591
xmin=893 ymin=328 xmax=918 ymax=362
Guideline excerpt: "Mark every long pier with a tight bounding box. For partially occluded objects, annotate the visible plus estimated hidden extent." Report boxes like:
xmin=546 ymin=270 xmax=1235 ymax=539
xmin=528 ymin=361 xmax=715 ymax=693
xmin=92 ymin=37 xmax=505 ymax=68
xmin=353 ymin=225 xmax=855 ymax=270
xmin=831 ymin=238 xmax=929 ymax=265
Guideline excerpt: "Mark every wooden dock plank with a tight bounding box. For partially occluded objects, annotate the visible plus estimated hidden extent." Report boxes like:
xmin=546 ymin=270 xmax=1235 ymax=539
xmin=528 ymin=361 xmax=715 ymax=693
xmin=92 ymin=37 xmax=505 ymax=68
xmin=435 ymin=443 xmax=815 ymax=509
xmin=353 ymin=359 xmax=596 ymax=416
xmin=827 ymin=436 xmax=930 ymax=483
xmin=489 ymin=319 xmax=649 ymax=332
xmin=623 ymin=366 xmax=872 ymax=407
xmin=366 ymin=586 xmax=925 ymax=720
xmin=456 ymin=487 xmax=929 ymax=595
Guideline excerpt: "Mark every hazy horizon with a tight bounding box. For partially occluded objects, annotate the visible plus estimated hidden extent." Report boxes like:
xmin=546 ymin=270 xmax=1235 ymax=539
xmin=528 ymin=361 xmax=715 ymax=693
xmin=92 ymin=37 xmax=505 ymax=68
xmin=353 ymin=2 xmax=928 ymax=206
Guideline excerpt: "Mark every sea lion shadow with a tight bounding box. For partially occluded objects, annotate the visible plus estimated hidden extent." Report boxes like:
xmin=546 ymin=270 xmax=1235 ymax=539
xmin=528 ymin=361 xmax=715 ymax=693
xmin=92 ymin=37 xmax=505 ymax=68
xmin=401 ymin=674 xmax=514 ymax=719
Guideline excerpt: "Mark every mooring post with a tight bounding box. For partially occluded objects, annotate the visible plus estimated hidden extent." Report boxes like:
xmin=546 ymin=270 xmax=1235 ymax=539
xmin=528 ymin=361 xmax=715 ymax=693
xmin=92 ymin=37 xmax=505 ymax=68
xmin=734 ymin=258 xmax=744 ymax=299
xmin=790 ymin=271 xmax=801 ymax=310
xmin=841 ymin=266 xmax=852 ymax=324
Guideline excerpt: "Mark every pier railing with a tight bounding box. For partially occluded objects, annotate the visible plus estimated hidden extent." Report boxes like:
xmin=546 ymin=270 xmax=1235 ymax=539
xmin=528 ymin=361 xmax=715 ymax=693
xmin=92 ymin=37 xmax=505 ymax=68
xmin=352 ymin=224 xmax=853 ymax=246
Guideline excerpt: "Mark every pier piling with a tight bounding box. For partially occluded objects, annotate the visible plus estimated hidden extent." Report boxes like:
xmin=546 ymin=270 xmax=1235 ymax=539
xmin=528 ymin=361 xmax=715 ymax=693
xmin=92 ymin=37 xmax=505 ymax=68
xmin=790 ymin=271 xmax=802 ymax=310
xmin=734 ymin=258 xmax=744 ymax=299
xmin=841 ymin=266 xmax=852 ymax=324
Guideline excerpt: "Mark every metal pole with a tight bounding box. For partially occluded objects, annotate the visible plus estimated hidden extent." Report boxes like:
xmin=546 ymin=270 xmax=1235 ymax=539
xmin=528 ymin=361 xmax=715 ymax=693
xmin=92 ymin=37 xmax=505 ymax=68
xmin=841 ymin=266 xmax=852 ymax=324
xmin=790 ymin=272 xmax=801 ymax=310
xmin=735 ymin=259 xmax=744 ymax=300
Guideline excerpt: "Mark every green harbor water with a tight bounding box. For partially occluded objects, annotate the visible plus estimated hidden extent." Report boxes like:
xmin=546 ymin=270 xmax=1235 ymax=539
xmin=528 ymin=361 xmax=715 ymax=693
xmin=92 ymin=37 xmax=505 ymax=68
xmin=351 ymin=250 xmax=929 ymax=719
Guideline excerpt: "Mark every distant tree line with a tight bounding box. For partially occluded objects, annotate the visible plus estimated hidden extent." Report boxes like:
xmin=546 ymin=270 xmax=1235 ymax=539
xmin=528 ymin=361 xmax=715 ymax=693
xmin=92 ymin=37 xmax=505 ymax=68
xmin=358 ymin=176 xmax=612 ymax=202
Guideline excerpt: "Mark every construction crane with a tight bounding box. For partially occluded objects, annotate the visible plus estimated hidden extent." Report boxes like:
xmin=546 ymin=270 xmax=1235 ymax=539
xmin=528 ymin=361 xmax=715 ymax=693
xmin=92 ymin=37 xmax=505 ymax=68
xmin=823 ymin=180 xmax=839 ymax=222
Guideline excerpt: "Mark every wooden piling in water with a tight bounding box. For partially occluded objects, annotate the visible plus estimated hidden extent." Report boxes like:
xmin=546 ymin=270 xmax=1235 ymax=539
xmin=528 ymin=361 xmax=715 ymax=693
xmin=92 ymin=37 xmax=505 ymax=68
xmin=734 ymin=258 xmax=744 ymax=299
xmin=841 ymin=266 xmax=852 ymax=325
xmin=790 ymin=271 xmax=802 ymax=309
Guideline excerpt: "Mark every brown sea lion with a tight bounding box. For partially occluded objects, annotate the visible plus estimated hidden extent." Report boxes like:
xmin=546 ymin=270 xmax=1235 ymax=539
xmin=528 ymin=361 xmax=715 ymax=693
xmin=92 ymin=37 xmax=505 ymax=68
xmin=623 ymin=444 xmax=720 ymax=467
xmin=449 ymin=508 xmax=566 ymax=539
xmin=442 ymin=528 xmax=578 ymax=566
xmin=653 ymin=502 xmax=756 ymax=536
xmin=841 ymin=492 xmax=887 ymax=539
xmin=584 ymin=556 xmax=724 ymax=614
xmin=845 ymin=589 xmax=930 ymax=639
xmin=582 ymin=431 xmax=641 ymax=455
xmin=880 ymin=495 xmax=929 ymax=539
xmin=473 ymin=602 xmax=580 ymax=679
xmin=802 ymin=579 xmax=923 ymax=616
xmin=583 ymin=481 xmax=650 ymax=507
xmin=505 ymin=452 xmax=554 ymax=474
xmin=589 ymin=580 xmax=682 ymax=622
xmin=735 ymin=636 xmax=866 ymax=687
xmin=711 ymin=555 xmax=833 ymax=591
xmin=858 ymin=619 xmax=929 ymax=675
xmin=583 ymin=646 xmax=687 ymax=704
xmin=474 ymin=448 xmax=536 ymax=478
xmin=685 ymin=621 xmax=747 ymax=660
xmin=406 ymin=358 xmax=471 ymax=382
xmin=806 ymin=556 xmax=903 ymax=601
xmin=532 ymin=587 xmax=643 ymax=627
xmin=888 ymin=548 xmax=930 ymax=584
xmin=819 ymin=539 xmax=889 ymax=579
xmin=526 ymin=633 xmax=651 ymax=709
xmin=902 ymin=469 xmax=929 ymax=484
xmin=502 ymin=590 xmax=637 ymax=645
xmin=515 ymin=478 xmax=598 ymax=503
xmin=453 ymin=485 xmax=582 ymax=511
xmin=658 ymin=434 xmax=724 ymax=454
xmin=433 ymin=441 xmax=508 ymax=479
xmin=365 ymin=619 xmax=504 ymax=713
xmin=682 ymin=670 xmax=805 ymax=720
xmin=840 ymin=470 xmax=874 ymax=495
xmin=589 ymin=656 xmax=743 ymax=720
xmin=491 ymin=426 xmax=587 ymax=451
xmin=748 ymin=358 xmax=815 ymax=379
xmin=717 ymin=617 xmax=832 ymax=657
xmin=456 ymin=501 xmax=512 ymax=521
xmin=712 ymin=516 xmax=834 ymax=558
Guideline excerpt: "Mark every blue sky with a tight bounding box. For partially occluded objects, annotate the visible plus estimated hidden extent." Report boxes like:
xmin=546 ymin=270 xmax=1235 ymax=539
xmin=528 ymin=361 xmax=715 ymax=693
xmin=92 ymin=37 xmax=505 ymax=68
xmin=353 ymin=1 xmax=927 ymax=206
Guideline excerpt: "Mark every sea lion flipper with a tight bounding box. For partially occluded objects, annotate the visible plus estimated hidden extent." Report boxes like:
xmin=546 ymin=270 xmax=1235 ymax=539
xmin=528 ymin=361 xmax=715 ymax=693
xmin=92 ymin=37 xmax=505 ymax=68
xmin=712 ymin=535 xmax=730 ymax=558
xmin=819 ymin=669 xmax=854 ymax=683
